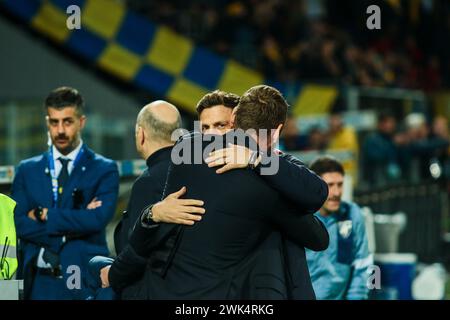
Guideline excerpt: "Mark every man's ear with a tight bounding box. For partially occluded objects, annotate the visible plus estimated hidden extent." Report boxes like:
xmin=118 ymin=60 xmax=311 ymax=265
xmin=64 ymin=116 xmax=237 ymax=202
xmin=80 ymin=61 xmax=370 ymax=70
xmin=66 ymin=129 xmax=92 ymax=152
xmin=230 ymin=108 xmax=237 ymax=128
xmin=271 ymin=123 xmax=283 ymax=146
xmin=79 ymin=115 xmax=87 ymax=130
xmin=45 ymin=115 xmax=50 ymax=129
xmin=139 ymin=126 xmax=146 ymax=146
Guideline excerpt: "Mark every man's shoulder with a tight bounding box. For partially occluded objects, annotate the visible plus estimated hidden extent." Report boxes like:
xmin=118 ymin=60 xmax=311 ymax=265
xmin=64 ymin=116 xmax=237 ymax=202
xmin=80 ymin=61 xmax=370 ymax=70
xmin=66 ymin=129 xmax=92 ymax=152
xmin=133 ymin=169 xmax=164 ymax=188
xmin=88 ymin=148 xmax=117 ymax=168
xmin=172 ymin=131 xmax=228 ymax=165
xmin=92 ymin=154 xmax=116 ymax=166
xmin=342 ymin=201 xmax=364 ymax=221
xmin=277 ymin=150 xmax=305 ymax=165
xmin=17 ymin=153 xmax=46 ymax=170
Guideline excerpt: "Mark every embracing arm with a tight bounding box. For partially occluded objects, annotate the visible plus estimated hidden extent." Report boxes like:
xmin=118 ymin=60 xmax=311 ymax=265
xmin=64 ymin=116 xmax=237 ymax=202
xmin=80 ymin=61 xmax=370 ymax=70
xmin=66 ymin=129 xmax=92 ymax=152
xmin=269 ymin=204 xmax=329 ymax=251
xmin=128 ymin=186 xmax=205 ymax=257
xmin=290 ymin=214 xmax=329 ymax=251
xmin=108 ymin=245 xmax=147 ymax=292
xmin=206 ymin=145 xmax=328 ymax=214
xmin=257 ymin=153 xmax=328 ymax=214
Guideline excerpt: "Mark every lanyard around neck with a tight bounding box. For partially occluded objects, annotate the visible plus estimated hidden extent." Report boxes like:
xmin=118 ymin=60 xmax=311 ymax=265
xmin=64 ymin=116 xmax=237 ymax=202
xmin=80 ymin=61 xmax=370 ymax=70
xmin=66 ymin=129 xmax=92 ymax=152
xmin=48 ymin=145 xmax=85 ymax=208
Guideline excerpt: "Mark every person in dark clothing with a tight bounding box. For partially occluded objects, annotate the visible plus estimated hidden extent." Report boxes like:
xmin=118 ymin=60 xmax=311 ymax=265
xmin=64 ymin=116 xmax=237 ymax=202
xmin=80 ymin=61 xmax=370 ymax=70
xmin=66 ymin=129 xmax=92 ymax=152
xmin=430 ymin=116 xmax=450 ymax=181
xmin=404 ymin=113 xmax=450 ymax=181
xmin=89 ymin=100 xmax=204 ymax=299
xmin=12 ymin=87 xmax=119 ymax=300
xmin=199 ymin=92 xmax=329 ymax=302
xmin=113 ymin=147 xmax=173 ymax=255
xmin=279 ymin=115 xmax=309 ymax=151
xmin=113 ymin=101 xmax=190 ymax=253
xmin=109 ymin=85 xmax=329 ymax=299
xmin=362 ymin=113 xmax=403 ymax=185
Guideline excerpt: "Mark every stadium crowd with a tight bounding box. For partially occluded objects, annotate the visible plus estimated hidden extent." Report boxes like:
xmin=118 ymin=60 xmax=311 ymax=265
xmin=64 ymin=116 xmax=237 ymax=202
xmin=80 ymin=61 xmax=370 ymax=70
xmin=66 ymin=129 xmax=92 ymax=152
xmin=127 ymin=0 xmax=450 ymax=91
xmin=279 ymin=112 xmax=450 ymax=186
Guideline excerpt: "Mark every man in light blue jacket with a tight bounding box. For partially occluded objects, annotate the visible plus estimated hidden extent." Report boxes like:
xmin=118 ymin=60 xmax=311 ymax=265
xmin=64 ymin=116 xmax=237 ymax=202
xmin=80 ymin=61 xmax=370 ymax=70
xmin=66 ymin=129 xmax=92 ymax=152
xmin=306 ymin=156 xmax=372 ymax=300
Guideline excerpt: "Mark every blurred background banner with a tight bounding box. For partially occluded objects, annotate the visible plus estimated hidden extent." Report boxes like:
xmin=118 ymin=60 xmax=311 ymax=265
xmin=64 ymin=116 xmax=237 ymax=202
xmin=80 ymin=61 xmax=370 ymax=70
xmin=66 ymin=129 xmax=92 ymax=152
xmin=0 ymin=0 xmax=337 ymax=115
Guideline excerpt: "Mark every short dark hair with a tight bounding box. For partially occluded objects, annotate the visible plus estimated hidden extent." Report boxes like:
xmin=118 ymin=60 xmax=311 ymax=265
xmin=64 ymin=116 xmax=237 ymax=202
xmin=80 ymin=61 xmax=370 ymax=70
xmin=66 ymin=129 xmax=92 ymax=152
xmin=235 ymin=85 xmax=288 ymax=131
xmin=45 ymin=86 xmax=84 ymax=115
xmin=196 ymin=90 xmax=240 ymax=115
xmin=310 ymin=156 xmax=345 ymax=177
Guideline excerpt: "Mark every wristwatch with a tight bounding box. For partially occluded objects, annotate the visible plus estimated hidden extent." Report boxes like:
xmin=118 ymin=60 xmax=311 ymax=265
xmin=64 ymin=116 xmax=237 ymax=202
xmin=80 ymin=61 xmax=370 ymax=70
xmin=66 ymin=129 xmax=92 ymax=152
xmin=140 ymin=204 xmax=155 ymax=227
xmin=34 ymin=206 xmax=45 ymax=222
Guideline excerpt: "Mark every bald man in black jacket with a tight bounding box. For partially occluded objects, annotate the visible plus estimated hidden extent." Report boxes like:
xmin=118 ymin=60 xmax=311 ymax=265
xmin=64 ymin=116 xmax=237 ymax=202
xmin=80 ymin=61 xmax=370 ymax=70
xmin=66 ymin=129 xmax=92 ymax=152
xmin=121 ymin=86 xmax=329 ymax=299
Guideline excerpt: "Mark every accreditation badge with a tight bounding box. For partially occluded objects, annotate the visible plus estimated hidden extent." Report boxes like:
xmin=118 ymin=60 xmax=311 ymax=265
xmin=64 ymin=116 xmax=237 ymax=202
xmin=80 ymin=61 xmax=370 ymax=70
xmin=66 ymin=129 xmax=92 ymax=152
xmin=338 ymin=220 xmax=353 ymax=239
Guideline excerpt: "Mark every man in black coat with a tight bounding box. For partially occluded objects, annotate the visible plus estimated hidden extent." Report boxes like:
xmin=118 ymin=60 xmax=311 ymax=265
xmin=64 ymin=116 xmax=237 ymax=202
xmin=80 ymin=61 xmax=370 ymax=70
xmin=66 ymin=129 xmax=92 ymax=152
xmin=89 ymin=100 xmax=205 ymax=299
xmin=120 ymin=85 xmax=329 ymax=299
xmin=194 ymin=90 xmax=329 ymax=299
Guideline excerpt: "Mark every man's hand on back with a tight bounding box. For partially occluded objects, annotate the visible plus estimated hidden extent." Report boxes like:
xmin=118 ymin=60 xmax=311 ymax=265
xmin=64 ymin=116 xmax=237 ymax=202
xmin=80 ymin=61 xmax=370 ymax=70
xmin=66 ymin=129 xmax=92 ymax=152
xmin=151 ymin=187 xmax=205 ymax=225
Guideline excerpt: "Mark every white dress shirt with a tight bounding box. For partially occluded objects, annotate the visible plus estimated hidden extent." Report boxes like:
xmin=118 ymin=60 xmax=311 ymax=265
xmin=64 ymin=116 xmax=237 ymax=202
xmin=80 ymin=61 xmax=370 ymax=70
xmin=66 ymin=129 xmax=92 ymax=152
xmin=52 ymin=139 xmax=84 ymax=176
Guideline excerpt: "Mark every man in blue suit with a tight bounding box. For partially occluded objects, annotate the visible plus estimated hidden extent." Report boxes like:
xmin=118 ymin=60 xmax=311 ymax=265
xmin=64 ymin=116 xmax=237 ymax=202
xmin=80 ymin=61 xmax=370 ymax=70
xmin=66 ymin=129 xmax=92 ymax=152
xmin=11 ymin=86 xmax=119 ymax=300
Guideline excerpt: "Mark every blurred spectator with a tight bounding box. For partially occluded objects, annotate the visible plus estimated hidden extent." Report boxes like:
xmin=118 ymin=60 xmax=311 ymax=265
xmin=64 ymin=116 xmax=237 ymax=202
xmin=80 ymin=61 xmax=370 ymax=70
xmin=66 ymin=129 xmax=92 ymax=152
xmin=431 ymin=116 xmax=450 ymax=181
xmin=405 ymin=113 xmax=429 ymax=142
xmin=422 ymin=56 xmax=442 ymax=91
xmin=432 ymin=116 xmax=450 ymax=181
xmin=405 ymin=113 xmax=450 ymax=181
xmin=326 ymin=112 xmax=359 ymax=182
xmin=279 ymin=115 xmax=309 ymax=151
xmin=305 ymin=126 xmax=327 ymax=151
xmin=279 ymin=116 xmax=329 ymax=152
xmin=362 ymin=113 xmax=402 ymax=185
xmin=307 ymin=156 xmax=371 ymax=300
xmin=432 ymin=116 xmax=450 ymax=143
xmin=326 ymin=112 xmax=358 ymax=155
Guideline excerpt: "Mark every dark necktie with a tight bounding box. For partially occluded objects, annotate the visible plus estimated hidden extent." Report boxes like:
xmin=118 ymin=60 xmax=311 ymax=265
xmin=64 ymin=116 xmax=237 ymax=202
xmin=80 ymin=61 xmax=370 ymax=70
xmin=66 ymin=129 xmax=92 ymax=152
xmin=57 ymin=158 xmax=70 ymax=206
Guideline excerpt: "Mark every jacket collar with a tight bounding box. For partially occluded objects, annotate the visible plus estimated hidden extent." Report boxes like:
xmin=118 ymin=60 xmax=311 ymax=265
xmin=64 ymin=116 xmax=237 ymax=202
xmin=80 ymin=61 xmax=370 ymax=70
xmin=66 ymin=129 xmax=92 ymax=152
xmin=146 ymin=146 xmax=172 ymax=169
